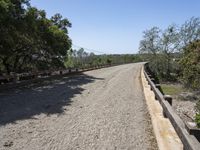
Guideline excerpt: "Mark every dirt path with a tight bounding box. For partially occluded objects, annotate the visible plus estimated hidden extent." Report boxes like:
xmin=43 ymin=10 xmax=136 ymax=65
xmin=0 ymin=63 xmax=157 ymax=150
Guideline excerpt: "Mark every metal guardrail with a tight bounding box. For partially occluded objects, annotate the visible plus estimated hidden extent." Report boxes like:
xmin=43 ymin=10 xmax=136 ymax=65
xmin=144 ymin=63 xmax=200 ymax=150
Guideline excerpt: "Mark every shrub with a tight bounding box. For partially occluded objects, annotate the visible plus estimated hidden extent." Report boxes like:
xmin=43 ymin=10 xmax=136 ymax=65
xmin=195 ymin=100 xmax=200 ymax=128
xmin=195 ymin=113 xmax=200 ymax=128
xmin=179 ymin=40 xmax=200 ymax=89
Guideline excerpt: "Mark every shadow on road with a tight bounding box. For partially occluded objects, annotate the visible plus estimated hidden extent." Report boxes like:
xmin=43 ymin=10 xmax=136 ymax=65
xmin=0 ymin=73 xmax=104 ymax=126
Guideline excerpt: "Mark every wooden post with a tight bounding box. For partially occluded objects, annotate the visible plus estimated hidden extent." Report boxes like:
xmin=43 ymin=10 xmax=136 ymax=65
xmin=164 ymin=95 xmax=172 ymax=106
xmin=163 ymin=111 xmax=167 ymax=118
xmin=154 ymin=84 xmax=161 ymax=100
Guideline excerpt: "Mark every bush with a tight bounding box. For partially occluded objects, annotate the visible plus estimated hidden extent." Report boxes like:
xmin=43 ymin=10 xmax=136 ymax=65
xmin=179 ymin=40 xmax=200 ymax=89
xmin=195 ymin=100 xmax=200 ymax=128
xmin=195 ymin=113 xmax=200 ymax=128
xmin=148 ymin=54 xmax=180 ymax=81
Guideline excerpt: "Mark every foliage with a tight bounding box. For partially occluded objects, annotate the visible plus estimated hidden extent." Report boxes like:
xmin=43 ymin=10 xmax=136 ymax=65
xmin=0 ymin=0 xmax=71 ymax=74
xmin=196 ymin=100 xmax=200 ymax=113
xmin=139 ymin=27 xmax=161 ymax=76
xmin=179 ymin=40 xmax=200 ymax=89
xmin=65 ymin=48 xmax=142 ymax=68
xmin=139 ymin=26 xmax=180 ymax=81
xmin=139 ymin=17 xmax=200 ymax=82
xmin=139 ymin=27 xmax=161 ymax=55
xmin=160 ymin=25 xmax=179 ymax=79
xmin=195 ymin=100 xmax=200 ymax=127
xmin=139 ymin=18 xmax=200 ymax=127
xmin=179 ymin=17 xmax=200 ymax=51
xmin=195 ymin=113 xmax=200 ymax=128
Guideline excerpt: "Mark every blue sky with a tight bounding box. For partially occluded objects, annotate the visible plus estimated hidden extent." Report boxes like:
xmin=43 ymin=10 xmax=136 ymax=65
xmin=30 ymin=0 xmax=200 ymax=54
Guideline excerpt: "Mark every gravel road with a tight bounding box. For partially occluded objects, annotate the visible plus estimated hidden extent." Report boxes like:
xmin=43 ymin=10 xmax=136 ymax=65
xmin=0 ymin=63 xmax=157 ymax=150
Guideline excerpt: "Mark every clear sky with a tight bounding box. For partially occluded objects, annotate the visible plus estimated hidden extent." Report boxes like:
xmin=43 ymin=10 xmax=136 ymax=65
xmin=30 ymin=0 xmax=199 ymax=54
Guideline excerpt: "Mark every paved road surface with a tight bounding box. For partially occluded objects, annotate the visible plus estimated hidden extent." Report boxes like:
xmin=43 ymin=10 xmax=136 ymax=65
xmin=0 ymin=63 xmax=157 ymax=150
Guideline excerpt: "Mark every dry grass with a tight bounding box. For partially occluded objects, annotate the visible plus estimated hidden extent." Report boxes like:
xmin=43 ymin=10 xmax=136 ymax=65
xmin=161 ymin=84 xmax=185 ymax=95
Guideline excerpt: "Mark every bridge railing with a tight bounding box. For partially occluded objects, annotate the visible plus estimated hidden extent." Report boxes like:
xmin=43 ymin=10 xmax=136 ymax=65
xmin=144 ymin=63 xmax=200 ymax=150
xmin=0 ymin=63 xmax=130 ymax=91
xmin=0 ymin=64 xmax=112 ymax=85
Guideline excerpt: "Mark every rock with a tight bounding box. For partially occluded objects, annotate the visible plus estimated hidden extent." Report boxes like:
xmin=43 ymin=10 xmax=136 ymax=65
xmin=187 ymin=121 xmax=196 ymax=128
xmin=4 ymin=141 xmax=13 ymax=147
xmin=179 ymin=92 xmax=198 ymax=101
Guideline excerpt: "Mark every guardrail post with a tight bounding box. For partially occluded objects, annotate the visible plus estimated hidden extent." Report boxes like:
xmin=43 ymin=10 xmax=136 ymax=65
xmin=164 ymin=95 xmax=172 ymax=106
xmin=163 ymin=111 xmax=167 ymax=118
xmin=150 ymin=78 xmax=155 ymax=83
xmin=155 ymin=84 xmax=161 ymax=89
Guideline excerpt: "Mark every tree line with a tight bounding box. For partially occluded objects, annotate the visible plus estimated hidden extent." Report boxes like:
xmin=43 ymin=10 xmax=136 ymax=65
xmin=0 ymin=0 xmax=141 ymax=77
xmin=65 ymin=48 xmax=141 ymax=69
xmin=139 ymin=17 xmax=200 ymax=89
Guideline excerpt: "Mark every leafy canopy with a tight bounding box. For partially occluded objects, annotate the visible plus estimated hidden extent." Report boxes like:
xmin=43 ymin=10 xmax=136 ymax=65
xmin=0 ymin=0 xmax=72 ymax=74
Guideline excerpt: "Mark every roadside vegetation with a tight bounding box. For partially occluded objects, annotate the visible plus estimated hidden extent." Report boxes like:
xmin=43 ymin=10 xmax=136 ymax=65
xmin=0 ymin=0 xmax=72 ymax=74
xmin=139 ymin=17 xmax=200 ymax=127
xmin=0 ymin=0 xmax=141 ymax=76
xmin=65 ymin=48 xmax=142 ymax=69
xmin=195 ymin=100 xmax=200 ymax=127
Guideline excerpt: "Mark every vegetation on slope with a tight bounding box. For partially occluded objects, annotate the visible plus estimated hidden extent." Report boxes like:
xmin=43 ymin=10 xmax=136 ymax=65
xmin=139 ymin=17 xmax=200 ymax=126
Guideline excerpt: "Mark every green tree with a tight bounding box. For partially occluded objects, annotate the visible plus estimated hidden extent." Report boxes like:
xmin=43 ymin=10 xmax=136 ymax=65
xmin=0 ymin=0 xmax=72 ymax=74
xmin=179 ymin=40 xmax=200 ymax=89
xmin=160 ymin=24 xmax=179 ymax=78
xmin=179 ymin=17 xmax=200 ymax=51
xmin=0 ymin=0 xmax=30 ymax=73
xmin=139 ymin=27 xmax=162 ymax=77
